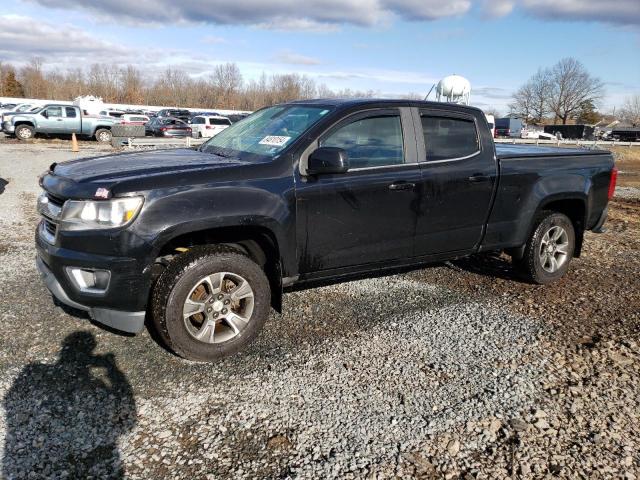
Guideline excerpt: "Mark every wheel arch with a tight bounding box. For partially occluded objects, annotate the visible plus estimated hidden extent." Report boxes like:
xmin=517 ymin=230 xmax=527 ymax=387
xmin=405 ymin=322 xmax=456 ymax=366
xmin=535 ymin=195 xmax=586 ymax=257
xmin=154 ymin=224 xmax=284 ymax=312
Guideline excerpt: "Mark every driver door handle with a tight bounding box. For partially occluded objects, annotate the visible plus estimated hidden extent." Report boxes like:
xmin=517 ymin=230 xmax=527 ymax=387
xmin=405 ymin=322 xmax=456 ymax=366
xmin=468 ymin=174 xmax=490 ymax=183
xmin=388 ymin=181 xmax=415 ymax=191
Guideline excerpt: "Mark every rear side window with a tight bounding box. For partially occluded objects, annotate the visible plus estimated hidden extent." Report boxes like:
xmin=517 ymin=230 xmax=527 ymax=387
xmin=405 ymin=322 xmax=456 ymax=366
xmin=322 ymin=115 xmax=404 ymax=169
xmin=65 ymin=107 xmax=77 ymax=118
xmin=210 ymin=118 xmax=231 ymax=126
xmin=421 ymin=115 xmax=479 ymax=162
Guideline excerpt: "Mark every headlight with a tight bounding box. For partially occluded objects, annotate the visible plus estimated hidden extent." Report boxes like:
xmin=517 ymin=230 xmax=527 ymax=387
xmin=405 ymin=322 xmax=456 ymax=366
xmin=60 ymin=196 xmax=144 ymax=231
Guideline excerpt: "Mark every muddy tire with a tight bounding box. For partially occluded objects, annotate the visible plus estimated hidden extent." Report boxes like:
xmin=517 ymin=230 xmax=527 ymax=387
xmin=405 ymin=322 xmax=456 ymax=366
xmin=15 ymin=124 xmax=35 ymax=141
xmin=516 ymin=211 xmax=575 ymax=284
xmin=151 ymin=245 xmax=271 ymax=362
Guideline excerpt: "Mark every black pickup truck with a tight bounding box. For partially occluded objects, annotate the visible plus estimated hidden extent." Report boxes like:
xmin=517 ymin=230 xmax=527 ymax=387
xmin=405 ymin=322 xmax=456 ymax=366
xmin=36 ymin=99 xmax=617 ymax=361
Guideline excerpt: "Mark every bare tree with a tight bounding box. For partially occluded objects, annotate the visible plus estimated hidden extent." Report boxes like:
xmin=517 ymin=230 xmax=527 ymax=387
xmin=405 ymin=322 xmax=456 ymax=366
xmin=211 ymin=63 xmax=243 ymax=109
xmin=620 ymin=95 xmax=640 ymax=126
xmin=510 ymin=82 xmax=534 ymax=121
xmin=20 ymin=58 xmax=48 ymax=99
xmin=510 ymin=68 xmax=552 ymax=123
xmin=547 ymin=58 xmax=604 ymax=124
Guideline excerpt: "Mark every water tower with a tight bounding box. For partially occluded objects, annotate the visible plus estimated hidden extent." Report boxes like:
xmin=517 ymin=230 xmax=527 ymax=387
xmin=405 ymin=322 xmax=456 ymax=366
xmin=435 ymin=75 xmax=471 ymax=105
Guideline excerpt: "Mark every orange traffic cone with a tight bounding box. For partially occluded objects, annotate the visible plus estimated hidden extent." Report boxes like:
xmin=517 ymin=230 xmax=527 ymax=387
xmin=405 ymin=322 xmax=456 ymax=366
xmin=71 ymin=132 xmax=79 ymax=153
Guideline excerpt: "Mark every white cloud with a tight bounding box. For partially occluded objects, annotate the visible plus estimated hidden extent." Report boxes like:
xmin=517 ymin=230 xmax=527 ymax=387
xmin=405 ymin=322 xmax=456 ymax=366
xmin=0 ymin=14 xmax=130 ymax=62
xmin=481 ymin=0 xmax=514 ymax=18
xmin=272 ymin=50 xmax=322 ymax=66
xmin=519 ymin=0 xmax=640 ymax=26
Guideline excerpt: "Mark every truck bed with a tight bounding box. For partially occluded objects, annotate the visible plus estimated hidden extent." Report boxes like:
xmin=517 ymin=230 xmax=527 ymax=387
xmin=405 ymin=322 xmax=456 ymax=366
xmin=495 ymin=144 xmax=611 ymax=159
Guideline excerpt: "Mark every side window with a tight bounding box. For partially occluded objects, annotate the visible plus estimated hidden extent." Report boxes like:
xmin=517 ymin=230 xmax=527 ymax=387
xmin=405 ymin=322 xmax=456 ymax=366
xmin=321 ymin=115 xmax=404 ymax=169
xmin=65 ymin=107 xmax=77 ymax=118
xmin=421 ymin=115 xmax=479 ymax=161
xmin=47 ymin=106 xmax=63 ymax=117
xmin=192 ymin=117 xmax=205 ymax=124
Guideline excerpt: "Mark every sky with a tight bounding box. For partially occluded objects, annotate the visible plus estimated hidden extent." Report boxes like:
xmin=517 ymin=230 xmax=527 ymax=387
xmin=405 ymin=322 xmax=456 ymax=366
xmin=0 ymin=0 xmax=639 ymax=114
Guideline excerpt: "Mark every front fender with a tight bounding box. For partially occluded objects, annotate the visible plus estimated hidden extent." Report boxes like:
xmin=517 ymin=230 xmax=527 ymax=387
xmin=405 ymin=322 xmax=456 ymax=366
xmin=132 ymin=184 xmax=296 ymax=275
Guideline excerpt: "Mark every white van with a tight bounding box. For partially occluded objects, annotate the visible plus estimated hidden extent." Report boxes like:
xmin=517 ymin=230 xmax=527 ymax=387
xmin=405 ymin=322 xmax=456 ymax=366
xmin=484 ymin=114 xmax=495 ymax=138
xmin=190 ymin=115 xmax=232 ymax=138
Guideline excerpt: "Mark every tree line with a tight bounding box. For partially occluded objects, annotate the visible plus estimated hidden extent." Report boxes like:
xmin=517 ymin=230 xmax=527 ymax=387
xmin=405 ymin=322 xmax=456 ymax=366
xmin=510 ymin=57 xmax=607 ymax=125
xmin=0 ymin=59 xmax=383 ymax=111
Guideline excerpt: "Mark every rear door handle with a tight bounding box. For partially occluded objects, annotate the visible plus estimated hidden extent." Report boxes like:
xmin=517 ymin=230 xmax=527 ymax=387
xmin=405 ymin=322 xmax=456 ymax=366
xmin=468 ymin=175 xmax=490 ymax=183
xmin=388 ymin=181 xmax=415 ymax=191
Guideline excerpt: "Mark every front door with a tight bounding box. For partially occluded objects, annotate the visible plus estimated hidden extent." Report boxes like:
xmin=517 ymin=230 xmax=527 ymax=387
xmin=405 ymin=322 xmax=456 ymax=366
xmin=296 ymin=108 xmax=422 ymax=273
xmin=39 ymin=106 xmax=65 ymax=132
xmin=413 ymin=108 xmax=497 ymax=255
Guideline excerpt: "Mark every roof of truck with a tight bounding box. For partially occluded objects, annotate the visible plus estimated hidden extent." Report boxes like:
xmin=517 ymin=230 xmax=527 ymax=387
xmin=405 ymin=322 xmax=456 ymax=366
xmin=287 ymin=98 xmax=484 ymax=113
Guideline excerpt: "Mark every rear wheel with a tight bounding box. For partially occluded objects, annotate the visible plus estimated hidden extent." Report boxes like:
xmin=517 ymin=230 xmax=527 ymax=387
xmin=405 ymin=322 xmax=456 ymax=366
xmin=516 ymin=211 xmax=575 ymax=284
xmin=95 ymin=128 xmax=112 ymax=143
xmin=15 ymin=124 xmax=34 ymax=141
xmin=152 ymin=245 xmax=271 ymax=362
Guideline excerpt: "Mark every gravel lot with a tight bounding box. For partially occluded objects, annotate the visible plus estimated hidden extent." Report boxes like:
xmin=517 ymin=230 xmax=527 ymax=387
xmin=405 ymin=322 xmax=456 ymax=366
xmin=0 ymin=140 xmax=638 ymax=479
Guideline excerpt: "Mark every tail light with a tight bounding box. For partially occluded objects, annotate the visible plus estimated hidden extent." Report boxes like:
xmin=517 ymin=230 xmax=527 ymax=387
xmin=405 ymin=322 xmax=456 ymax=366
xmin=205 ymin=125 xmax=212 ymax=129
xmin=160 ymin=127 xmax=168 ymax=131
xmin=506 ymin=129 xmax=510 ymax=136
xmin=608 ymin=167 xmax=618 ymax=200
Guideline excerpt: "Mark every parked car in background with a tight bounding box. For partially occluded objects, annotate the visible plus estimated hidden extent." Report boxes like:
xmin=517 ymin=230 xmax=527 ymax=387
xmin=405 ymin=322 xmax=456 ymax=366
xmin=99 ymin=109 xmax=126 ymax=119
xmin=119 ymin=114 xmax=150 ymax=126
xmin=145 ymin=117 xmax=192 ymax=137
xmin=495 ymin=118 xmax=525 ymax=138
xmin=2 ymin=104 xmax=116 ymax=142
xmin=156 ymin=109 xmax=191 ymax=123
xmin=190 ymin=115 xmax=232 ymax=138
xmin=521 ymin=128 xmax=556 ymax=140
xmin=227 ymin=113 xmax=250 ymax=123
xmin=1 ymin=103 xmax=40 ymax=124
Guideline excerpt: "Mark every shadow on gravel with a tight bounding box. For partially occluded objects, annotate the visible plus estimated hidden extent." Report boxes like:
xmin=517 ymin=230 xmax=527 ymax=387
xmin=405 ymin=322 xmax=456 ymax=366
xmin=0 ymin=178 xmax=7 ymax=195
xmin=2 ymin=332 xmax=136 ymax=479
xmin=450 ymin=252 xmax=528 ymax=283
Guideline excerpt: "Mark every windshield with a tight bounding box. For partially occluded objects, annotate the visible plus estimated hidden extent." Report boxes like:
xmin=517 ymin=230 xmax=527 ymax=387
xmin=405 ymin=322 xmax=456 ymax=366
xmin=200 ymin=105 xmax=332 ymax=158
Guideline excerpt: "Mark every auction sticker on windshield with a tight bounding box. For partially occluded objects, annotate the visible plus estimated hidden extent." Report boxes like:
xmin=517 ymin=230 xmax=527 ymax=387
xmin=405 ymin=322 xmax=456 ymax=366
xmin=259 ymin=136 xmax=291 ymax=147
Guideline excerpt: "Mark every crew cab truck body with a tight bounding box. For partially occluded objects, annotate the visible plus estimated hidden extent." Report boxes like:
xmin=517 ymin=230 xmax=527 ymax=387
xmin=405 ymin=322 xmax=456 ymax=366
xmin=35 ymin=99 xmax=616 ymax=361
xmin=3 ymin=104 xmax=116 ymax=142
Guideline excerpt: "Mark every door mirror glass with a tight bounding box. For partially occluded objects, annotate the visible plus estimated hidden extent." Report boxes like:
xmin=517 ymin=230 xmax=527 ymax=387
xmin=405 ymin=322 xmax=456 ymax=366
xmin=307 ymin=147 xmax=350 ymax=175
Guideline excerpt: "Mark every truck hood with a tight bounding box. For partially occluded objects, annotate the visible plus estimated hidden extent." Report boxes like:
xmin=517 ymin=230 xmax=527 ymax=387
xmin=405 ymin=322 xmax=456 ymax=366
xmin=44 ymin=148 xmax=254 ymax=198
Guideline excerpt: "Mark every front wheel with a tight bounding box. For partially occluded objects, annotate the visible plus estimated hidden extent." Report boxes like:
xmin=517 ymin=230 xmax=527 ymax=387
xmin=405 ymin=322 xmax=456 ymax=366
xmin=515 ymin=211 xmax=575 ymax=284
xmin=15 ymin=125 xmax=35 ymax=141
xmin=151 ymin=245 xmax=271 ymax=362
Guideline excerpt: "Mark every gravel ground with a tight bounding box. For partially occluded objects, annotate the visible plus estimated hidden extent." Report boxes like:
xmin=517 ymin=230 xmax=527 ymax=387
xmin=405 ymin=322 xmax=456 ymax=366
xmin=0 ymin=141 xmax=638 ymax=479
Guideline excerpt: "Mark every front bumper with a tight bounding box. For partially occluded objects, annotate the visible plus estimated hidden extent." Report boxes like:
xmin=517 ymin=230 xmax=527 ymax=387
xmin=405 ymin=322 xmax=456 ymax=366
xmin=2 ymin=122 xmax=15 ymax=133
xmin=37 ymin=255 xmax=146 ymax=333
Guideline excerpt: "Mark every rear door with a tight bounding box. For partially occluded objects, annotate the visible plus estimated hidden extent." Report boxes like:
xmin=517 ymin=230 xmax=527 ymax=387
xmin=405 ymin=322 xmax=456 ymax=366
xmin=296 ymin=107 xmax=422 ymax=272
xmin=63 ymin=107 xmax=81 ymax=133
xmin=413 ymin=108 xmax=497 ymax=256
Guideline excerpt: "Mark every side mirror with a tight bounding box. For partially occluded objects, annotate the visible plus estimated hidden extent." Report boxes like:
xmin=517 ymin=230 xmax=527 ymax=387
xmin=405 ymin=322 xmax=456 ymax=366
xmin=41 ymin=110 xmax=48 ymax=118
xmin=307 ymin=147 xmax=349 ymax=175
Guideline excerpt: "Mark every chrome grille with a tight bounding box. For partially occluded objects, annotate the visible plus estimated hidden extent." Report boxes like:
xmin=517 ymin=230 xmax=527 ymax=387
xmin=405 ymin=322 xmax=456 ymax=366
xmin=38 ymin=190 xmax=65 ymax=244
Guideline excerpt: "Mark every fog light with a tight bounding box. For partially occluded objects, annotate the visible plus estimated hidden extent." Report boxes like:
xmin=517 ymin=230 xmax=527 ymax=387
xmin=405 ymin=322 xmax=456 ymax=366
xmin=66 ymin=267 xmax=111 ymax=293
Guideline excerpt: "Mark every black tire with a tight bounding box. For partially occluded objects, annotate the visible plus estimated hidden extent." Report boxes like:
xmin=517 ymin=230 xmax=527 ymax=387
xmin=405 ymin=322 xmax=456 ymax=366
xmin=94 ymin=128 xmax=112 ymax=143
xmin=15 ymin=124 xmax=35 ymax=141
xmin=516 ymin=211 xmax=575 ymax=284
xmin=151 ymin=245 xmax=271 ymax=362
